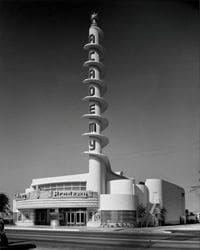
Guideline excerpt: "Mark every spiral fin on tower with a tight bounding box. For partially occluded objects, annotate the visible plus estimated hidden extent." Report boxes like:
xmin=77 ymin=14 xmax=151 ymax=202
xmin=82 ymin=79 xmax=107 ymax=96
xmin=82 ymin=13 xmax=112 ymax=194
xmin=82 ymin=96 xmax=108 ymax=113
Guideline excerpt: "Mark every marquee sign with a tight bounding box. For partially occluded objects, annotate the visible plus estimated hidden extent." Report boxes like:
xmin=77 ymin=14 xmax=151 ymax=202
xmin=15 ymin=190 xmax=96 ymax=201
xmin=52 ymin=190 xmax=93 ymax=199
xmin=15 ymin=193 xmax=29 ymax=200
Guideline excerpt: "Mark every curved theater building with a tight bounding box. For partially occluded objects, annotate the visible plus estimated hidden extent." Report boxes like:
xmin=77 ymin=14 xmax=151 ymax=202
xmin=13 ymin=14 xmax=185 ymax=228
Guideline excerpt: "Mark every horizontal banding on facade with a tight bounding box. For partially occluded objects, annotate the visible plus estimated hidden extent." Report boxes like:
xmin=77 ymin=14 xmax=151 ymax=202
xmin=101 ymin=210 xmax=137 ymax=225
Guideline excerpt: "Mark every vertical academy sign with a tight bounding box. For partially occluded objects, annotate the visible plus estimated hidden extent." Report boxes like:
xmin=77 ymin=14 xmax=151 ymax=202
xmin=82 ymin=13 xmax=109 ymax=193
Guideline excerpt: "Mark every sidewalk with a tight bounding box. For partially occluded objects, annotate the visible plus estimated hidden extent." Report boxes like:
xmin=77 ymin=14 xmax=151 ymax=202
xmin=125 ymin=223 xmax=200 ymax=234
xmin=154 ymin=223 xmax=200 ymax=232
xmin=5 ymin=223 xmax=200 ymax=233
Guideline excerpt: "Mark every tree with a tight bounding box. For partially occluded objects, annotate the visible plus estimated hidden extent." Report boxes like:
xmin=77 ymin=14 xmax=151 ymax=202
xmin=137 ymin=203 xmax=146 ymax=219
xmin=0 ymin=194 xmax=9 ymax=247
xmin=137 ymin=203 xmax=147 ymax=227
xmin=0 ymin=193 xmax=9 ymax=214
xmin=158 ymin=207 xmax=167 ymax=226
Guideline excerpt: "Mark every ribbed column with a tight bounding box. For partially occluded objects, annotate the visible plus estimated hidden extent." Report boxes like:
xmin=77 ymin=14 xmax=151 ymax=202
xmin=82 ymin=13 xmax=109 ymax=194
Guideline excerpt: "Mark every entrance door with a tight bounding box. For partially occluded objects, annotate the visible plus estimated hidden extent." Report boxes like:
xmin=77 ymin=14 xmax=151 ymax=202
xmin=76 ymin=211 xmax=86 ymax=225
xmin=66 ymin=211 xmax=76 ymax=226
xmin=66 ymin=209 xmax=86 ymax=226
xmin=35 ymin=209 xmax=48 ymax=225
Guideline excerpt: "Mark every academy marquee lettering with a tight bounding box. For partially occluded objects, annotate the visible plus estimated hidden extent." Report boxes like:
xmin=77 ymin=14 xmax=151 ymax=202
xmin=89 ymin=34 xmax=95 ymax=44
xmin=52 ymin=191 xmax=89 ymax=198
xmin=89 ymin=123 xmax=97 ymax=133
xmin=89 ymin=51 xmax=95 ymax=61
xmin=89 ymin=86 xmax=95 ymax=96
xmin=15 ymin=190 xmax=95 ymax=201
xmin=89 ymin=140 xmax=96 ymax=150
xmin=89 ymin=104 xmax=96 ymax=114
xmin=89 ymin=69 xmax=95 ymax=79
xmin=15 ymin=193 xmax=28 ymax=200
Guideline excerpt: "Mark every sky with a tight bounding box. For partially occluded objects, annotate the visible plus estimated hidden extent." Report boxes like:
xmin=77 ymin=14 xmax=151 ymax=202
xmin=0 ymin=0 xmax=199 ymax=211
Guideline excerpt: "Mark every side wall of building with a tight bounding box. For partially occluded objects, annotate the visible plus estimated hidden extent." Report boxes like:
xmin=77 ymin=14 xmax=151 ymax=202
xmin=162 ymin=180 xmax=185 ymax=224
xmin=145 ymin=179 xmax=163 ymax=205
xmin=145 ymin=179 xmax=185 ymax=225
xmin=135 ymin=184 xmax=149 ymax=208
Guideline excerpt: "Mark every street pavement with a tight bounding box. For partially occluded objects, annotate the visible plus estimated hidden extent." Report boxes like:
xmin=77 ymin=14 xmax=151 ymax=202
xmin=5 ymin=224 xmax=200 ymax=249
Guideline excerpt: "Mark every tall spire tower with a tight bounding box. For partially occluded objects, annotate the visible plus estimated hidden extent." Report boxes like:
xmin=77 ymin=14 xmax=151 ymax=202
xmin=83 ymin=13 xmax=109 ymax=194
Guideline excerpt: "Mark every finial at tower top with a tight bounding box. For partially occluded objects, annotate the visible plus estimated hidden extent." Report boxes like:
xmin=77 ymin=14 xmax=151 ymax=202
xmin=91 ymin=12 xmax=98 ymax=25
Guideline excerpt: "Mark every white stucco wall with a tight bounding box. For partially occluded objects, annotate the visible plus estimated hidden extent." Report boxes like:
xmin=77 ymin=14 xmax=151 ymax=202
xmin=145 ymin=179 xmax=185 ymax=224
xmin=145 ymin=179 xmax=163 ymax=205
xmin=87 ymin=157 xmax=107 ymax=194
xmin=107 ymin=179 xmax=134 ymax=195
xmin=100 ymin=194 xmax=137 ymax=211
xmin=12 ymin=200 xmax=18 ymax=213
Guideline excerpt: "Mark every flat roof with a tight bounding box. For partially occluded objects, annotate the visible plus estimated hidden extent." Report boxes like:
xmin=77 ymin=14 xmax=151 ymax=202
xmin=31 ymin=173 xmax=89 ymax=186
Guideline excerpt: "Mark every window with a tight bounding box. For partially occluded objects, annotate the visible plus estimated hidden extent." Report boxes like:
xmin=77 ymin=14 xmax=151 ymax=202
xmin=38 ymin=182 xmax=86 ymax=191
xmin=17 ymin=213 xmax=22 ymax=221
xmin=24 ymin=212 xmax=30 ymax=220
